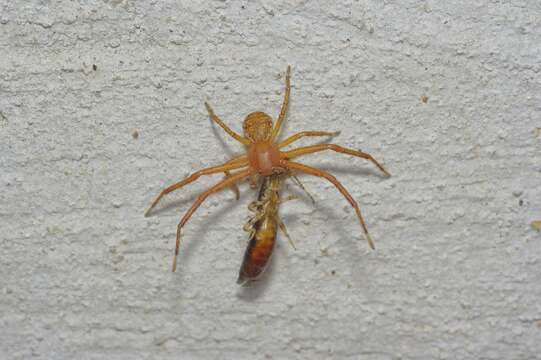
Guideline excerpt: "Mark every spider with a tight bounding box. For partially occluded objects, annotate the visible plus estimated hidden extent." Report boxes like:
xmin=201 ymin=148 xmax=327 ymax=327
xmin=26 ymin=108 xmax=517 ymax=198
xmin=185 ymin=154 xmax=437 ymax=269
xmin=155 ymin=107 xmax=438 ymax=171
xmin=145 ymin=66 xmax=390 ymax=271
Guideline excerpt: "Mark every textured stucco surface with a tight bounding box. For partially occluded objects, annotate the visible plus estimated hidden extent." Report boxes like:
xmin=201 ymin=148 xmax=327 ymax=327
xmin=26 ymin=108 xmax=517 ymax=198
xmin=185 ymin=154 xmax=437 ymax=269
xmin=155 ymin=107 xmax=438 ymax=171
xmin=1 ymin=1 xmax=541 ymax=359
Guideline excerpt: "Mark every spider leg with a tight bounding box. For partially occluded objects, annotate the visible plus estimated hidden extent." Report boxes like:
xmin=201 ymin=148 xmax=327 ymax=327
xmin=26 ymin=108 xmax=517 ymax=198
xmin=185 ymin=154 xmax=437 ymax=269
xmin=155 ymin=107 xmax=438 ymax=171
xmin=172 ymin=168 xmax=252 ymax=271
xmin=270 ymin=65 xmax=291 ymax=141
xmin=249 ymin=173 xmax=259 ymax=189
xmin=282 ymin=160 xmax=376 ymax=250
xmin=145 ymin=158 xmax=248 ymax=217
xmin=223 ymin=170 xmax=240 ymax=200
xmin=205 ymin=102 xmax=251 ymax=145
xmin=279 ymin=131 xmax=340 ymax=148
xmin=283 ymin=144 xmax=390 ymax=177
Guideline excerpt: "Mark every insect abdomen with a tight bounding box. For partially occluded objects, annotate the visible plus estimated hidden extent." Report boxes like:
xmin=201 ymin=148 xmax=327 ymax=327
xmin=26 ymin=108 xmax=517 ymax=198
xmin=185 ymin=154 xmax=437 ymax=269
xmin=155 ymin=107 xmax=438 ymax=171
xmin=237 ymin=176 xmax=281 ymax=284
xmin=237 ymin=216 xmax=277 ymax=284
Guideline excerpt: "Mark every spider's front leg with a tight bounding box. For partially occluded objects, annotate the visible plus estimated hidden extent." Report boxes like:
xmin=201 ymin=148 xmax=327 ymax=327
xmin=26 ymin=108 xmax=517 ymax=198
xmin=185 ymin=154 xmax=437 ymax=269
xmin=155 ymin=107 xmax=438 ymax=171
xmin=270 ymin=65 xmax=291 ymax=141
xmin=205 ymin=102 xmax=251 ymax=145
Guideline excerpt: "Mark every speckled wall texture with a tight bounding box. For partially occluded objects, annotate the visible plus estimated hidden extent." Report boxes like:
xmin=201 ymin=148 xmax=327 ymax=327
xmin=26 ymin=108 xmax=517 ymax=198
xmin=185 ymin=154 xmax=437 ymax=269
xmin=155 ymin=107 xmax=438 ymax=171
xmin=1 ymin=1 xmax=540 ymax=359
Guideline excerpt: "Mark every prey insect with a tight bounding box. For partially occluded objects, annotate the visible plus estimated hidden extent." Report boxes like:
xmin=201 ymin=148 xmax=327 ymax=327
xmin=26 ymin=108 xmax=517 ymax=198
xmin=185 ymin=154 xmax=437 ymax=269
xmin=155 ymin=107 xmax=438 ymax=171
xmin=145 ymin=66 xmax=390 ymax=278
xmin=238 ymin=174 xmax=299 ymax=284
xmin=238 ymin=175 xmax=283 ymax=284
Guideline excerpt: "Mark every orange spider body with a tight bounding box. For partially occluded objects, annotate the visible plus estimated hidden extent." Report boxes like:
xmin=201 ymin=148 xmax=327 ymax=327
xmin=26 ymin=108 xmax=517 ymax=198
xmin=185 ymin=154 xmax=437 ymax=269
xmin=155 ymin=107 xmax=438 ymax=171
xmin=145 ymin=66 xmax=391 ymax=280
xmin=247 ymin=141 xmax=282 ymax=176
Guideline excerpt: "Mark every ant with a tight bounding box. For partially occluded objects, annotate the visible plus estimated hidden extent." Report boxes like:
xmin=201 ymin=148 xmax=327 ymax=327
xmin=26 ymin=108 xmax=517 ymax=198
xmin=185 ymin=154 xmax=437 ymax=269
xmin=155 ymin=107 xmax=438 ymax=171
xmin=145 ymin=66 xmax=390 ymax=272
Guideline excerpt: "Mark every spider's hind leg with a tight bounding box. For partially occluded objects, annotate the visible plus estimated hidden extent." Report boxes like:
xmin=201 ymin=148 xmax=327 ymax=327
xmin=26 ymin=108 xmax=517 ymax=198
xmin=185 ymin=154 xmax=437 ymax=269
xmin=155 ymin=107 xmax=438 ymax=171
xmin=282 ymin=160 xmax=376 ymax=250
xmin=224 ymin=170 xmax=240 ymax=200
xmin=172 ymin=169 xmax=252 ymax=271
xmin=145 ymin=158 xmax=247 ymax=217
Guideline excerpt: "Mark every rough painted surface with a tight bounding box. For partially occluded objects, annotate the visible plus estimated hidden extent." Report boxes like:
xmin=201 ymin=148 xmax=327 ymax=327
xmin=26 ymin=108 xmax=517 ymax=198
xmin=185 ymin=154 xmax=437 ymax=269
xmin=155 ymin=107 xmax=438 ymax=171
xmin=1 ymin=1 xmax=540 ymax=359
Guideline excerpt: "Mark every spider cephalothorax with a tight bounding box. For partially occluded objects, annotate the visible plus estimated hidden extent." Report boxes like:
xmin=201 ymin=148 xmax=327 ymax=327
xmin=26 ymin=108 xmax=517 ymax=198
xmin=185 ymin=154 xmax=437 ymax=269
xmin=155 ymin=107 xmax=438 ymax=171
xmin=146 ymin=66 xmax=390 ymax=272
xmin=243 ymin=112 xmax=273 ymax=142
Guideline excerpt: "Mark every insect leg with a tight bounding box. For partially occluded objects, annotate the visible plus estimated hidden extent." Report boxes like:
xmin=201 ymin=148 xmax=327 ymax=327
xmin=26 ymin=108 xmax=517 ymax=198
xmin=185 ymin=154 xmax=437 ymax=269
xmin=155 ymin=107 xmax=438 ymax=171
xmin=277 ymin=217 xmax=296 ymax=250
xmin=277 ymin=195 xmax=299 ymax=204
xmin=289 ymin=173 xmax=316 ymax=204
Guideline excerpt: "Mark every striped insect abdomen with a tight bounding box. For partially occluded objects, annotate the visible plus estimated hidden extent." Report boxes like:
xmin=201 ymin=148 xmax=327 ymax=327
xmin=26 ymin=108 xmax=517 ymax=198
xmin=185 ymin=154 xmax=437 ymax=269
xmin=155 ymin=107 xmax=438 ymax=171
xmin=237 ymin=176 xmax=281 ymax=284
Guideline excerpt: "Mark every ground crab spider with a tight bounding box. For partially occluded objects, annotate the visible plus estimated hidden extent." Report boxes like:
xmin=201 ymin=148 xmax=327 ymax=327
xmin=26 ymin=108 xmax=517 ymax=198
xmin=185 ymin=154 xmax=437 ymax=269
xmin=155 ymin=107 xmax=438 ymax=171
xmin=145 ymin=66 xmax=390 ymax=273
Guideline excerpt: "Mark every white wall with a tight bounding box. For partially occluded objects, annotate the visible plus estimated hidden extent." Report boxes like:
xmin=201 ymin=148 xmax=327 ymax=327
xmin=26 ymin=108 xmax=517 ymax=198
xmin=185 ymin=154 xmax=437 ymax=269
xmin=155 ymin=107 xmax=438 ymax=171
xmin=1 ymin=1 xmax=540 ymax=359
